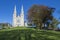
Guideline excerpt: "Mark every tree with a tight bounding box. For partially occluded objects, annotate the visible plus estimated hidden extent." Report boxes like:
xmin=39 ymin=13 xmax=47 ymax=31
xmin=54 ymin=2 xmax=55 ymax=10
xmin=51 ymin=18 xmax=60 ymax=30
xmin=27 ymin=4 xmax=55 ymax=29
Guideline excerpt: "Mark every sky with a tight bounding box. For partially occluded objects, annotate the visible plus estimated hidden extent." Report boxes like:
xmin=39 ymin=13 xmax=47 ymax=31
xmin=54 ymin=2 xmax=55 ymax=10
xmin=0 ymin=0 xmax=60 ymax=25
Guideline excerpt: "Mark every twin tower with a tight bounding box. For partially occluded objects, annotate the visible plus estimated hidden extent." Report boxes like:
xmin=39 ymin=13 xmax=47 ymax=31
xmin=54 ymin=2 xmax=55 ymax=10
xmin=13 ymin=5 xmax=25 ymax=27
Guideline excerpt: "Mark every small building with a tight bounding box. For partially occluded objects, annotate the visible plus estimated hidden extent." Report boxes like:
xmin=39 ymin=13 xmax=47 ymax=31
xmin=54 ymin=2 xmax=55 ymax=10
xmin=0 ymin=23 xmax=12 ymax=29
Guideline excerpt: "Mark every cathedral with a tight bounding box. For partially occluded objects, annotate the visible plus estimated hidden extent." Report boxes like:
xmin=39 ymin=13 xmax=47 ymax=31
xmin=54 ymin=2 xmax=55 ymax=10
xmin=13 ymin=5 xmax=26 ymax=27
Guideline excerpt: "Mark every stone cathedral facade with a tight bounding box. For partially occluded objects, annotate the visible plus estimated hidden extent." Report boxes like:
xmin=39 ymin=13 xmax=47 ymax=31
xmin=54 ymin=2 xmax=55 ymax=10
xmin=13 ymin=5 xmax=26 ymax=27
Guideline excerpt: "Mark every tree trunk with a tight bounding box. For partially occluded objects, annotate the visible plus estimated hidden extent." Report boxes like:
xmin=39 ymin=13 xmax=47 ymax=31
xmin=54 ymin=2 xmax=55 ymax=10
xmin=44 ymin=23 xmax=45 ymax=29
xmin=40 ymin=23 xmax=42 ymax=29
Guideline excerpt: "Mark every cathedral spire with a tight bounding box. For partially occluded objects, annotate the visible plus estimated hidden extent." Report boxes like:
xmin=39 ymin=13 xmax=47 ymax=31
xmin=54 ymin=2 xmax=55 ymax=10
xmin=13 ymin=5 xmax=17 ymax=27
xmin=20 ymin=4 xmax=24 ymax=26
xmin=20 ymin=5 xmax=24 ymax=15
xmin=14 ymin=5 xmax=17 ymax=16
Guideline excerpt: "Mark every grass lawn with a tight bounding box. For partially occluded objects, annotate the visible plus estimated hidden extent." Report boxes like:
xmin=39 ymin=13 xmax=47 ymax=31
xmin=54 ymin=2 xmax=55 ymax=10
xmin=0 ymin=27 xmax=60 ymax=40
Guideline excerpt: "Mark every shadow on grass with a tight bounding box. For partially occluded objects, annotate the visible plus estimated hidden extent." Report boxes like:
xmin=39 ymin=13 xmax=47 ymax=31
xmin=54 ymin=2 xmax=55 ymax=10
xmin=0 ymin=29 xmax=60 ymax=40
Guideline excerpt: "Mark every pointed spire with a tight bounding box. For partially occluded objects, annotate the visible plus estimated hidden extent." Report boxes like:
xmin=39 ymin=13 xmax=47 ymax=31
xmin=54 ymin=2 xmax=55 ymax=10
xmin=13 ymin=5 xmax=17 ymax=27
xmin=14 ymin=5 xmax=16 ymax=14
xmin=21 ymin=5 xmax=24 ymax=15
xmin=13 ymin=5 xmax=17 ymax=17
xmin=21 ymin=5 xmax=23 ymax=12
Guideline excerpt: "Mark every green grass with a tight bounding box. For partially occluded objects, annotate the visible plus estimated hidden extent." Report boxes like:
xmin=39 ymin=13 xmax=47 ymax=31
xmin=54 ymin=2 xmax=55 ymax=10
xmin=0 ymin=27 xmax=60 ymax=40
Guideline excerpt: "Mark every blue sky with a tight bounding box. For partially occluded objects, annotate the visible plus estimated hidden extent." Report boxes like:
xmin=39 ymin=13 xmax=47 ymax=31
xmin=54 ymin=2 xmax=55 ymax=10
xmin=0 ymin=0 xmax=60 ymax=24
